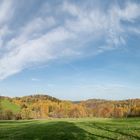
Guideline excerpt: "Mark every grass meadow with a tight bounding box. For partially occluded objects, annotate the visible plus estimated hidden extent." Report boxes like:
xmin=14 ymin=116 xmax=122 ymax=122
xmin=0 ymin=118 xmax=140 ymax=140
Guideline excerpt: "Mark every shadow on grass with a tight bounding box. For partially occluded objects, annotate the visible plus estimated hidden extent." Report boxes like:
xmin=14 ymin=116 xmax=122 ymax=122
xmin=0 ymin=121 xmax=89 ymax=140
xmin=0 ymin=121 xmax=123 ymax=140
xmin=1 ymin=120 xmax=140 ymax=140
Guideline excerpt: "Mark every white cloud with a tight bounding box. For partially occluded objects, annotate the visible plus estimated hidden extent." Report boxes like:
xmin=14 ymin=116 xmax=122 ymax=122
xmin=8 ymin=16 xmax=56 ymax=49
xmin=0 ymin=0 xmax=14 ymax=24
xmin=31 ymin=78 xmax=40 ymax=82
xmin=0 ymin=0 xmax=14 ymax=49
xmin=117 ymin=3 xmax=140 ymax=22
xmin=0 ymin=1 xmax=140 ymax=80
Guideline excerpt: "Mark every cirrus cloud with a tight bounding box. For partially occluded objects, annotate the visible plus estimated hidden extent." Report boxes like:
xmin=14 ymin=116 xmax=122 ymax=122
xmin=0 ymin=0 xmax=140 ymax=80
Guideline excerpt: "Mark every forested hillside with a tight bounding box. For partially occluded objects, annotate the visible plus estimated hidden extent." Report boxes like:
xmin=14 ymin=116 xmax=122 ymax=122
xmin=0 ymin=95 xmax=140 ymax=120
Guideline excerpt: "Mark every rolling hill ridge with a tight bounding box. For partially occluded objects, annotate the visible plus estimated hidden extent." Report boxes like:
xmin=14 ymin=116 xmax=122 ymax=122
xmin=0 ymin=94 xmax=140 ymax=120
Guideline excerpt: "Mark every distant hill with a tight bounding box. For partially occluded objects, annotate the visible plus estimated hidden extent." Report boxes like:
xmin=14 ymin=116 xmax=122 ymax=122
xmin=13 ymin=94 xmax=60 ymax=103
xmin=0 ymin=95 xmax=140 ymax=120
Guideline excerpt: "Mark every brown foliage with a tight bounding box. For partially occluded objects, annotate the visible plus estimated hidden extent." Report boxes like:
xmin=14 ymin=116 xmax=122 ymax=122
xmin=0 ymin=95 xmax=140 ymax=120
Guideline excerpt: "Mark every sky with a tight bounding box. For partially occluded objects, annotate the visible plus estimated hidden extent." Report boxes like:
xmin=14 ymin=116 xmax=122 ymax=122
xmin=0 ymin=0 xmax=140 ymax=100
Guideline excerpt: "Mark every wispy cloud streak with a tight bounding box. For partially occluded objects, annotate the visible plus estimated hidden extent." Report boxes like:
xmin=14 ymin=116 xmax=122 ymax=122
xmin=0 ymin=0 xmax=140 ymax=79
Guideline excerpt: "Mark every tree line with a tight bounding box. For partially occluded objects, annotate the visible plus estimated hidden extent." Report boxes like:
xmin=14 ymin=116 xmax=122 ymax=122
xmin=0 ymin=95 xmax=140 ymax=120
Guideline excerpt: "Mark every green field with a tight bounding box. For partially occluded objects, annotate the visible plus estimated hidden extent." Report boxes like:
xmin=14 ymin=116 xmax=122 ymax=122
xmin=1 ymin=99 xmax=20 ymax=113
xmin=0 ymin=118 xmax=140 ymax=140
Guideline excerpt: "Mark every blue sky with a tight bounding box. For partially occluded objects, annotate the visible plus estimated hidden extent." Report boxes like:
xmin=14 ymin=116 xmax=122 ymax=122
xmin=0 ymin=0 xmax=140 ymax=100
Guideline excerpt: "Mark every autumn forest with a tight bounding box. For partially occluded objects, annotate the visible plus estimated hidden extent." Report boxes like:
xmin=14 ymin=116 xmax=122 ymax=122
xmin=0 ymin=95 xmax=140 ymax=120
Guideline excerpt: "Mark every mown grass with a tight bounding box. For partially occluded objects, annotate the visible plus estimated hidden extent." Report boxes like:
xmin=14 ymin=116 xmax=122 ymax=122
xmin=1 ymin=99 xmax=20 ymax=113
xmin=0 ymin=118 xmax=140 ymax=140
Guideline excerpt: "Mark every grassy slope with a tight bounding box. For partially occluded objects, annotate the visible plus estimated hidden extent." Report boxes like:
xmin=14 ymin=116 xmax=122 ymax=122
xmin=1 ymin=99 xmax=20 ymax=113
xmin=0 ymin=118 xmax=140 ymax=140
